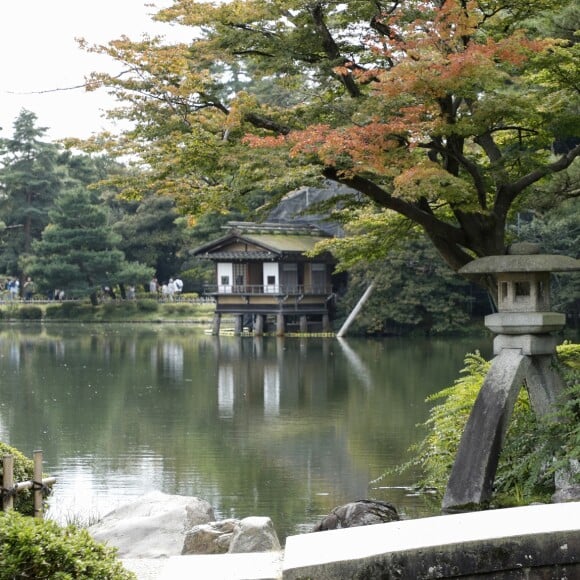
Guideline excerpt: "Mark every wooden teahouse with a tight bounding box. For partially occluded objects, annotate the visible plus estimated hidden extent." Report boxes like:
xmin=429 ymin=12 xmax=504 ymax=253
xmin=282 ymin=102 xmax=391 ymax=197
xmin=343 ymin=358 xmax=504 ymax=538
xmin=193 ymin=222 xmax=337 ymax=335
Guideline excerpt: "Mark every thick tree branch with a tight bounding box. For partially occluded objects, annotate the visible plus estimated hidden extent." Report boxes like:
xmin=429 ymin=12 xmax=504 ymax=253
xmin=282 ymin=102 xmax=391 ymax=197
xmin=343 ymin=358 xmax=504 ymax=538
xmin=243 ymin=112 xmax=291 ymax=135
xmin=309 ymin=3 xmax=361 ymax=98
xmin=323 ymin=167 xmax=467 ymax=245
xmin=495 ymin=143 xmax=580 ymax=214
xmin=420 ymin=140 xmax=488 ymax=209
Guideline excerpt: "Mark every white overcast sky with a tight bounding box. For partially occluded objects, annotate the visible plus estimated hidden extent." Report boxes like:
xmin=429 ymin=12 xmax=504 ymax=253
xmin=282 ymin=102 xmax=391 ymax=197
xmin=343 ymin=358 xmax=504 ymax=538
xmin=0 ymin=0 xmax=190 ymax=142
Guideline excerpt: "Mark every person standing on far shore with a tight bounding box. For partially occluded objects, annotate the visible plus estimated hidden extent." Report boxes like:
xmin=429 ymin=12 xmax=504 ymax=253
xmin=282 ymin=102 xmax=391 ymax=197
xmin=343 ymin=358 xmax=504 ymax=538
xmin=23 ymin=277 xmax=35 ymax=301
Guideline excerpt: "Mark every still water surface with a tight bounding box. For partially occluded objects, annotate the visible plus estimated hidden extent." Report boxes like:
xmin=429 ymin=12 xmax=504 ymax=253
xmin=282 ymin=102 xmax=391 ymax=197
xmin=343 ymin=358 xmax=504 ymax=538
xmin=0 ymin=324 xmax=491 ymax=542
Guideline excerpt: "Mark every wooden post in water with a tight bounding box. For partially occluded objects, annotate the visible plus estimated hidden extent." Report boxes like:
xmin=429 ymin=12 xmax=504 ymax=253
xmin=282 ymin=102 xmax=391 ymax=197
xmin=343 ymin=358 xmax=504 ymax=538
xmin=211 ymin=312 xmax=221 ymax=335
xmin=2 ymin=454 xmax=14 ymax=512
xmin=254 ymin=314 xmax=264 ymax=336
xmin=337 ymin=282 xmax=375 ymax=338
xmin=276 ymin=313 xmax=285 ymax=336
xmin=234 ymin=314 xmax=243 ymax=336
xmin=33 ymin=450 xmax=43 ymax=518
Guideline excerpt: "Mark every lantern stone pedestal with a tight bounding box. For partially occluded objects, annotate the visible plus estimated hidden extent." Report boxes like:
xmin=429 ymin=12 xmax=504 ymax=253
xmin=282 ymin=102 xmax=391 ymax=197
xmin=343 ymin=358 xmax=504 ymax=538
xmin=442 ymin=244 xmax=579 ymax=511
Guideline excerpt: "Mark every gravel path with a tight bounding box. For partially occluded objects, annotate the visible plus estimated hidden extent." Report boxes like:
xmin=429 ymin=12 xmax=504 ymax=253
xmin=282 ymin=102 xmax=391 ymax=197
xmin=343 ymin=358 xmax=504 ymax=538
xmin=121 ymin=558 xmax=167 ymax=580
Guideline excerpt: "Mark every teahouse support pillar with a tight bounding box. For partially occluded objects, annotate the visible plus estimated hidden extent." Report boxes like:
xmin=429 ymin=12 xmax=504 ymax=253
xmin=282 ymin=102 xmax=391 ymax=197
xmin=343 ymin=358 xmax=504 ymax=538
xmin=211 ymin=313 xmax=222 ymax=336
xmin=299 ymin=316 xmax=308 ymax=333
xmin=254 ymin=314 xmax=264 ymax=336
xmin=276 ymin=313 xmax=285 ymax=337
xmin=234 ymin=315 xmax=243 ymax=336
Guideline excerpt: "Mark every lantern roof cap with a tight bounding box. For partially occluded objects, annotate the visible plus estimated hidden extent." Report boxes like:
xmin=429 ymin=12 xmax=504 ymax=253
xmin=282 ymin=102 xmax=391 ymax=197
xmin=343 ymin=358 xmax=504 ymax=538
xmin=459 ymin=243 xmax=580 ymax=275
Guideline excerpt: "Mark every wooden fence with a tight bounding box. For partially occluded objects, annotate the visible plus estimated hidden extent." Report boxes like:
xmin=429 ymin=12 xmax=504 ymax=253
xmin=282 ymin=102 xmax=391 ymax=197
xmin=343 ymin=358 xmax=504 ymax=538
xmin=1 ymin=450 xmax=56 ymax=518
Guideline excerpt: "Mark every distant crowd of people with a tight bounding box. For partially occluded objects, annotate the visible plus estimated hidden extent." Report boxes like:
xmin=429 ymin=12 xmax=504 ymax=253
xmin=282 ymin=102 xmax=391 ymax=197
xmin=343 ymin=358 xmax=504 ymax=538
xmin=0 ymin=274 xmax=186 ymax=302
xmin=1 ymin=276 xmax=37 ymax=301
xmin=149 ymin=276 xmax=184 ymax=300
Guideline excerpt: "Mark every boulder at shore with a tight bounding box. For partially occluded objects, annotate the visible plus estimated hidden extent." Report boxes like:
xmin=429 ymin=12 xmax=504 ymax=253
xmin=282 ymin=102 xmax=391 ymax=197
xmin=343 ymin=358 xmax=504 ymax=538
xmin=312 ymin=499 xmax=399 ymax=532
xmin=89 ymin=491 xmax=214 ymax=558
xmin=182 ymin=516 xmax=282 ymax=555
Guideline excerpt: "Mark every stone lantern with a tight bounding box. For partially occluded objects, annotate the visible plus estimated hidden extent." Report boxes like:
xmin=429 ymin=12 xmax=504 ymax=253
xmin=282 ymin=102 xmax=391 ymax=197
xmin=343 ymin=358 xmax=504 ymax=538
xmin=443 ymin=243 xmax=580 ymax=511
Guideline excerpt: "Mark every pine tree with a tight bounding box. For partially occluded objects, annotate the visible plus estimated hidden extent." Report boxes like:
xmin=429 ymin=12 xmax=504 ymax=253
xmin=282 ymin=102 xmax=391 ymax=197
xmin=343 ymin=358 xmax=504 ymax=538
xmin=0 ymin=110 xmax=62 ymax=278
xmin=29 ymin=188 xmax=152 ymax=305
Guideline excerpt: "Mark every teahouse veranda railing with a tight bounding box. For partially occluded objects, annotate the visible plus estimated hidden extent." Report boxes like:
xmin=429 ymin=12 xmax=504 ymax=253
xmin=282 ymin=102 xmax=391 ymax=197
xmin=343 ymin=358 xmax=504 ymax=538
xmin=204 ymin=284 xmax=333 ymax=295
xmin=1 ymin=450 xmax=56 ymax=518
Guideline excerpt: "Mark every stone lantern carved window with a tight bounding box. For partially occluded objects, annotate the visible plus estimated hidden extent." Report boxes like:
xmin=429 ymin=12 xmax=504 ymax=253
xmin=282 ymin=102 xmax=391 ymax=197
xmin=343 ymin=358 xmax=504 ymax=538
xmin=500 ymin=282 xmax=509 ymax=302
xmin=537 ymin=280 xmax=546 ymax=302
xmin=514 ymin=281 xmax=531 ymax=300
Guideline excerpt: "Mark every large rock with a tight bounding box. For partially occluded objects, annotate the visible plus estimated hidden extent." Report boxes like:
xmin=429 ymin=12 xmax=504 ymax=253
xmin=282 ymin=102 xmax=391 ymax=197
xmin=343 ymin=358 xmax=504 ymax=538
xmin=312 ymin=499 xmax=399 ymax=532
xmin=89 ymin=491 xmax=214 ymax=558
xmin=182 ymin=519 xmax=239 ymax=555
xmin=228 ymin=516 xmax=282 ymax=553
xmin=182 ymin=516 xmax=282 ymax=555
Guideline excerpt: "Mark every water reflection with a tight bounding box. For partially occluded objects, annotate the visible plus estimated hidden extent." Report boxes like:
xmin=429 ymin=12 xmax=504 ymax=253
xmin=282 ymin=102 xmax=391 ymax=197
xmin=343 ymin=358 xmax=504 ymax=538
xmin=0 ymin=324 xmax=491 ymax=541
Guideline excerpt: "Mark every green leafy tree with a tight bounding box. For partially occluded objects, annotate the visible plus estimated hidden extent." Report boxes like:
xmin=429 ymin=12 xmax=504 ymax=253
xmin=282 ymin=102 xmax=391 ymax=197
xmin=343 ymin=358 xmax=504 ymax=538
xmin=516 ymin=197 xmax=580 ymax=325
xmin=28 ymin=188 xmax=153 ymax=305
xmin=112 ymin=193 xmax=187 ymax=285
xmin=75 ymin=0 xmax=579 ymax=300
xmin=343 ymin=236 xmax=475 ymax=335
xmin=0 ymin=110 xmax=63 ymax=278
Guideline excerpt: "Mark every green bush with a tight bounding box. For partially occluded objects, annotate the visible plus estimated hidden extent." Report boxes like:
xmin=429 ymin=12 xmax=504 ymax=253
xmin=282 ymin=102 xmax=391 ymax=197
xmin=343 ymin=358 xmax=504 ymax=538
xmin=0 ymin=442 xmax=35 ymax=516
xmin=179 ymin=292 xmax=199 ymax=300
xmin=44 ymin=304 xmax=61 ymax=319
xmin=0 ymin=511 xmax=135 ymax=580
xmin=136 ymin=299 xmax=159 ymax=312
xmin=101 ymin=302 xmax=119 ymax=317
xmin=122 ymin=301 xmax=138 ymax=315
xmin=397 ymin=343 xmax=580 ymax=505
xmin=17 ymin=306 xmax=43 ymax=320
xmin=44 ymin=302 xmax=91 ymax=320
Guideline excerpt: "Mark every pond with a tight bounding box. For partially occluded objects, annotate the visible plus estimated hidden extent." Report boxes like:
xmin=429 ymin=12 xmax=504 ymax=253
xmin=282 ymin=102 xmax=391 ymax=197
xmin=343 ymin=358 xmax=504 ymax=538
xmin=0 ymin=324 xmax=491 ymax=542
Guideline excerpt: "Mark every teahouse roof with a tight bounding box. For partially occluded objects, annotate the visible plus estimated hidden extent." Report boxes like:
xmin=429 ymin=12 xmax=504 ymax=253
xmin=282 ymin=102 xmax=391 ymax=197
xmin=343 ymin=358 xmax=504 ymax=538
xmin=193 ymin=222 xmax=333 ymax=261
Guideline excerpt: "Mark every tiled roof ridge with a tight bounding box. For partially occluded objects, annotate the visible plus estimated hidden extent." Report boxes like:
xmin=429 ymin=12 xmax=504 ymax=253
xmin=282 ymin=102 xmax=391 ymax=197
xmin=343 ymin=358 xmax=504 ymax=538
xmin=224 ymin=221 xmax=329 ymax=236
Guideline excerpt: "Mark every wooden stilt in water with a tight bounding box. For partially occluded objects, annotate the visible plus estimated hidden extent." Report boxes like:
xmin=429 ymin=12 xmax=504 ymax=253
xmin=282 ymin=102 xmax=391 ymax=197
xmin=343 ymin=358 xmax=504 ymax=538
xmin=276 ymin=313 xmax=285 ymax=336
xmin=337 ymin=282 xmax=375 ymax=338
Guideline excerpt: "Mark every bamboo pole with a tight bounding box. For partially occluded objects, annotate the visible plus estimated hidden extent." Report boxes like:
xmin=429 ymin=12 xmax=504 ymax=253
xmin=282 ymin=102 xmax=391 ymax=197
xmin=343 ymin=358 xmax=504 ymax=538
xmin=33 ymin=450 xmax=43 ymax=518
xmin=12 ymin=477 xmax=57 ymax=492
xmin=2 ymin=454 xmax=14 ymax=512
xmin=1 ymin=453 xmax=55 ymax=515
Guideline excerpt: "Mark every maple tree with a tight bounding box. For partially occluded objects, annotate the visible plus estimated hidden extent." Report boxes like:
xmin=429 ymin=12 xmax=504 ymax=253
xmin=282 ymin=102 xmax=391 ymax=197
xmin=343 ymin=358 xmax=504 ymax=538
xmin=75 ymin=0 xmax=580 ymax=293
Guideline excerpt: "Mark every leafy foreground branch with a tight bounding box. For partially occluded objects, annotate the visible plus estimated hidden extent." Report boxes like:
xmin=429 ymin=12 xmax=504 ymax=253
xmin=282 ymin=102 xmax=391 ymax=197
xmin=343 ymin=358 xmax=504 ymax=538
xmin=397 ymin=342 xmax=580 ymax=506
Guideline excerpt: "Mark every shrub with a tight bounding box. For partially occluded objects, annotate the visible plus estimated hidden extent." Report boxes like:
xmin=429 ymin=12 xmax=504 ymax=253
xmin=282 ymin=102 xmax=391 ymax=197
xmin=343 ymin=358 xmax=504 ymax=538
xmin=44 ymin=304 xmax=61 ymax=319
xmin=136 ymin=299 xmax=159 ymax=313
xmin=17 ymin=306 xmax=43 ymax=320
xmin=0 ymin=442 xmax=35 ymax=516
xmin=397 ymin=343 xmax=580 ymax=505
xmin=0 ymin=511 xmax=135 ymax=580
xmin=101 ymin=302 xmax=119 ymax=317
xmin=179 ymin=292 xmax=199 ymax=300
xmin=122 ymin=301 xmax=138 ymax=315
xmin=44 ymin=302 xmax=90 ymax=320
